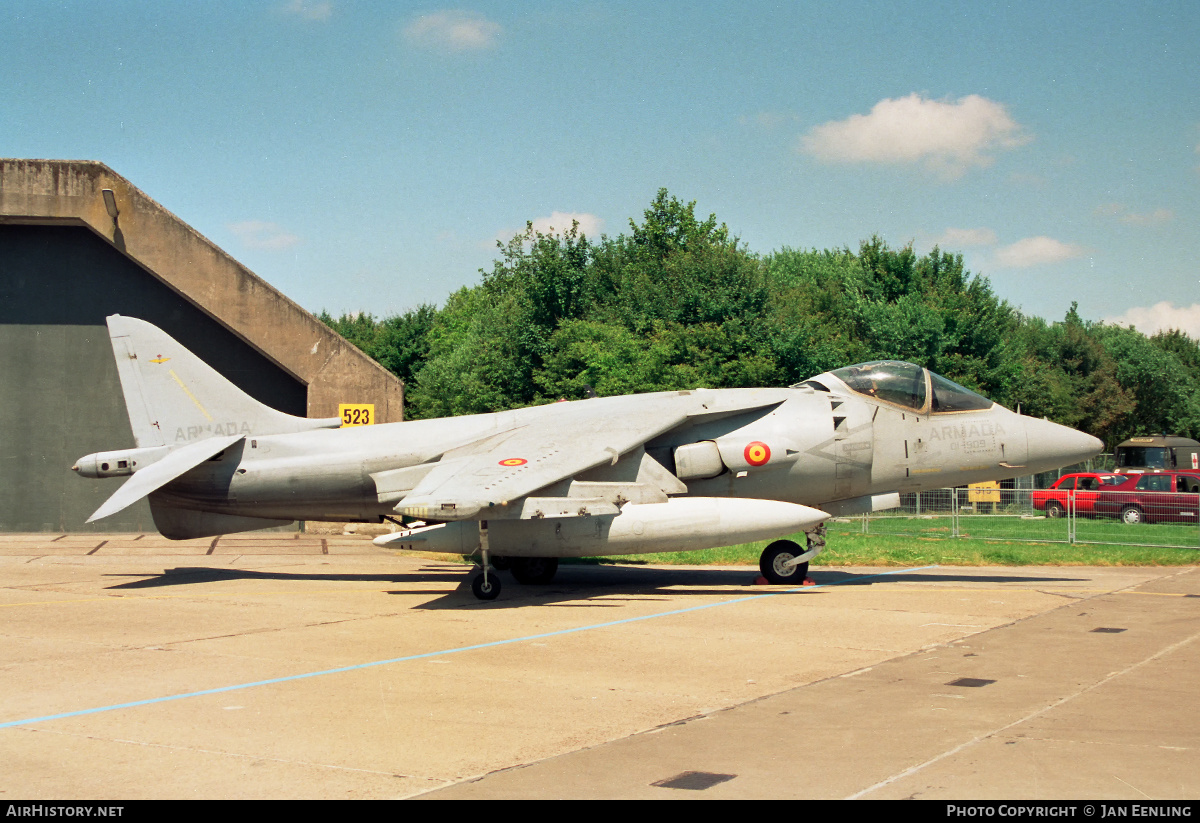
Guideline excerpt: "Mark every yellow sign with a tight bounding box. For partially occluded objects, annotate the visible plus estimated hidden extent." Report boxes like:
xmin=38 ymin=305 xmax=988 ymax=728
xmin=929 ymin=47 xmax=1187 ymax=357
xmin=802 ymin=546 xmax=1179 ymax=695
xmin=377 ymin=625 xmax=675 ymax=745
xmin=968 ymin=481 xmax=1001 ymax=503
xmin=338 ymin=404 xmax=375 ymax=426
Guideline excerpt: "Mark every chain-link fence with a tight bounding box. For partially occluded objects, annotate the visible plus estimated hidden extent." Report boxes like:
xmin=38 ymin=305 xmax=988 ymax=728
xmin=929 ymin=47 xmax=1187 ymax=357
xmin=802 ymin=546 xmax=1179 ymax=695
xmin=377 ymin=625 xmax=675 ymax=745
xmin=826 ymin=487 xmax=1200 ymax=549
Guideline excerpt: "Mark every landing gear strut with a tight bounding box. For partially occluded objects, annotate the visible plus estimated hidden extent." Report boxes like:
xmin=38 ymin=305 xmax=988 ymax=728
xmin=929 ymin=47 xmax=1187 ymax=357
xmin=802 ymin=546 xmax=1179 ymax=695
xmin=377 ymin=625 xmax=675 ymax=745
xmin=471 ymin=520 xmax=501 ymax=601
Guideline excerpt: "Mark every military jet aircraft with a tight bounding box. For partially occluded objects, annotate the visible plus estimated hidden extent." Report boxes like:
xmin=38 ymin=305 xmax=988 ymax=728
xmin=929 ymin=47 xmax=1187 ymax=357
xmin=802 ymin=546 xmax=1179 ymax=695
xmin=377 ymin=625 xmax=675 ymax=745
xmin=74 ymin=315 xmax=1101 ymax=600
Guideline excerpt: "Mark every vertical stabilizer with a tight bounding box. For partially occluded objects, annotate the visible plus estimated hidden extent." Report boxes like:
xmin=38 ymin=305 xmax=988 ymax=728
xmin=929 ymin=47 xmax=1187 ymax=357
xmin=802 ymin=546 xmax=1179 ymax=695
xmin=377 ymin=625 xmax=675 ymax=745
xmin=106 ymin=315 xmax=338 ymax=447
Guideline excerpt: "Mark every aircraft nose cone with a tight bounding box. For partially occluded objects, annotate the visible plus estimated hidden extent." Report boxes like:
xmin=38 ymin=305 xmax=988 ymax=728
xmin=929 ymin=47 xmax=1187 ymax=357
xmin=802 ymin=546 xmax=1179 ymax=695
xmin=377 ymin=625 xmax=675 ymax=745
xmin=1024 ymin=417 xmax=1103 ymax=471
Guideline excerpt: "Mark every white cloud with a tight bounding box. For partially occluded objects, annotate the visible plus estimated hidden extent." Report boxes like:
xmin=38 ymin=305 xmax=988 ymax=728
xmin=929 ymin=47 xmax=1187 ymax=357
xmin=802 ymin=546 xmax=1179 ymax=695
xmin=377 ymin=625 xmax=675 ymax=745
xmin=935 ymin=227 xmax=997 ymax=248
xmin=992 ymin=236 xmax=1086 ymax=268
xmin=281 ymin=0 xmax=332 ymax=21
xmin=229 ymin=221 xmax=301 ymax=250
xmin=1122 ymin=208 xmax=1174 ymax=226
xmin=493 ymin=212 xmax=604 ymax=246
xmin=798 ymin=93 xmax=1030 ymax=179
xmin=530 ymin=212 xmax=603 ymax=237
xmin=1095 ymin=203 xmax=1174 ymax=225
xmin=403 ymin=10 xmax=502 ymax=52
xmin=1106 ymin=302 xmax=1200 ymax=339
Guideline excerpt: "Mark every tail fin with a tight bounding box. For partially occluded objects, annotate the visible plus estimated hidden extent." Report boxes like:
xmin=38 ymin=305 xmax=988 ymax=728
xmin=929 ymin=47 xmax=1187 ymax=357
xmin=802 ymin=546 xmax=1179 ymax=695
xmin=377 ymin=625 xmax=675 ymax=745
xmin=106 ymin=315 xmax=339 ymax=447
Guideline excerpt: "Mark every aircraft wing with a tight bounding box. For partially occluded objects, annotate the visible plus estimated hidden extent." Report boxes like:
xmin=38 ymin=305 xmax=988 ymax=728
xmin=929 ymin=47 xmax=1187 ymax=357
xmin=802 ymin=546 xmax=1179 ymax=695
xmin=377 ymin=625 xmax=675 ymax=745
xmin=395 ymin=394 xmax=780 ymax=521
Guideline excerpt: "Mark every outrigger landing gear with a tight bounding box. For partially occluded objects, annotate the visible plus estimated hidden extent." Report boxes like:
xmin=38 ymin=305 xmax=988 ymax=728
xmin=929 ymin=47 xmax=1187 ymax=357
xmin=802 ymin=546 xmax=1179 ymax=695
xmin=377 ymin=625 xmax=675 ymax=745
xmin=471 ymin=520 xmax=501 ymax=601
xmin=757 ymin=523 xmax=825 ymax=585
xmin=472 ymin=572 xmax=500 ymax=600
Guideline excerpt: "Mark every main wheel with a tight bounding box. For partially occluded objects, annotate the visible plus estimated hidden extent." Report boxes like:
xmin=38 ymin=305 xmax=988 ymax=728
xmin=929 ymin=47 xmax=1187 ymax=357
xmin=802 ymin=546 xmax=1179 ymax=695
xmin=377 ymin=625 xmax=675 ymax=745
xmin=1045 ymin=501 xmax=1065 ymax=519
xmin=1120 ymin=505 xmax=1145 ymax=525
xmin=759 ymin=540 xmax=808 ymax=585
xmin=472 ymin=572 xmax=501 ymax=600
xmin=511 ymin=557 xmax=559 ymax=585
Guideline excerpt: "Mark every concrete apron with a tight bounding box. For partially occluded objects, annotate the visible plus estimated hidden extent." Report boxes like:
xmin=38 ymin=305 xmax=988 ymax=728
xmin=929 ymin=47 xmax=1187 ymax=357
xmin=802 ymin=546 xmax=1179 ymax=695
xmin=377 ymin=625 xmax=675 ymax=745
xmin=0 ymin=533 xmax=1195 ymax=799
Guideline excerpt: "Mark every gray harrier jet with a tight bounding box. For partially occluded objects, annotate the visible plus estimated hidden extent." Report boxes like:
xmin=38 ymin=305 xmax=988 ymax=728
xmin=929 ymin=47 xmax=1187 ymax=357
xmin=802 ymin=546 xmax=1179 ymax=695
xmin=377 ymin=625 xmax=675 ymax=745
xmin=74 ymin=316 xmax=1101 ymax=599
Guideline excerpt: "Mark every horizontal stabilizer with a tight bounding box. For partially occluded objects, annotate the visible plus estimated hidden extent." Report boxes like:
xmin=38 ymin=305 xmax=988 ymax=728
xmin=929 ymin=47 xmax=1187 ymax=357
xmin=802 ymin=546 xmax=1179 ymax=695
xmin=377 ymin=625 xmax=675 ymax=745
xmin=86 ymin=434 xmax=244 ymax=522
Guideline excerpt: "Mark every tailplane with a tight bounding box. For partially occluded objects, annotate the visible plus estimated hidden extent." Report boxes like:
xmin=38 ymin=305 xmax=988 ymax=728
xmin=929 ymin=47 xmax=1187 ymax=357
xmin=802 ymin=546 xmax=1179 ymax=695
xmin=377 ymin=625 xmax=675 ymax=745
xmin=106 ymin=315 xmax=339 ymax=448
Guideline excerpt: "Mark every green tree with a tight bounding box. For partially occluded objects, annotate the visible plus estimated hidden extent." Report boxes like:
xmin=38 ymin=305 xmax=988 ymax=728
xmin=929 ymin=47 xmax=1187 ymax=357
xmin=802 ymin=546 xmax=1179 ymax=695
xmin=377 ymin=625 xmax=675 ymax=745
xmin=1098 ymin=324 xmax=1200 ymax=442
xmin=320 ymin=195 xmax=1200 ymax=449
xmin=318 ymin=305 xmax=436 ymax=385
xmin=404 ymin=287 xmax=534 ymax=418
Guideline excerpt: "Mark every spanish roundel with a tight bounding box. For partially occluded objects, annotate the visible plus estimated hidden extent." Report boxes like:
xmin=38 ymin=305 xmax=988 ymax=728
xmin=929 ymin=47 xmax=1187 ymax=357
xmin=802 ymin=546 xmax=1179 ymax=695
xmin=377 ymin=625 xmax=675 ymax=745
xmin=498 ymin=458 xmax=527 ymax=467
xmin=743 ymin=441 xmax=771 ymax=466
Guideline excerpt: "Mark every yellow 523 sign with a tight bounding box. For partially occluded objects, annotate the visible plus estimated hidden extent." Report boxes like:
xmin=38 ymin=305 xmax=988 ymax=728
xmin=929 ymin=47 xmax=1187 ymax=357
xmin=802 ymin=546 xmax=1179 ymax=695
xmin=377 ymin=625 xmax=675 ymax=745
xmin=339 ymin=404 xmax=375 ymax=426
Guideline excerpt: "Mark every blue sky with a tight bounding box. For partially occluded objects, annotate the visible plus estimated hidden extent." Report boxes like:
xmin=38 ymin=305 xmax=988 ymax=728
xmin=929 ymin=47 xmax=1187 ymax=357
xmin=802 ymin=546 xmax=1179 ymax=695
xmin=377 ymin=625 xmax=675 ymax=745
xmin=5 ymin=1 xmax=1199 ymax=334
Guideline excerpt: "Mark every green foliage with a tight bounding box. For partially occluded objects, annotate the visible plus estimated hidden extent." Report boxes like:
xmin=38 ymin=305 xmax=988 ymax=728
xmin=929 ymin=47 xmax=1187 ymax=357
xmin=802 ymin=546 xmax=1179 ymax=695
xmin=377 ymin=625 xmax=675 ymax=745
xmin=1096 ymin=324 xmax=1200 ymax=441
xmin=317 ymin=305 xmax=435 ymax=385
xmin=317 ymin=190 xmax=1200 ymax=447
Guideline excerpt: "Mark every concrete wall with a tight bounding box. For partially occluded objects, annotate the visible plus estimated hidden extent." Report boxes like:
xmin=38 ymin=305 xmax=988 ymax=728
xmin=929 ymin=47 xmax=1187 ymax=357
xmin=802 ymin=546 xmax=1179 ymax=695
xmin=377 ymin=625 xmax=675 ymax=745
xmin=0 ymin=159 xmax=407 ymax=532
xmin=0 ymin=159 xmax=404 ymax=421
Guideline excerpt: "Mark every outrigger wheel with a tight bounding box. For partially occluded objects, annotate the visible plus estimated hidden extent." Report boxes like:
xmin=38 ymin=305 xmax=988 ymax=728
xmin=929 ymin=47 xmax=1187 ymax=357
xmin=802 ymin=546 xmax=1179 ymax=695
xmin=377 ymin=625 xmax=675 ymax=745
xmin=471 ymin=519 xmax=501 ymax=601
xmin=472 ymin=572 xmax=501 ymax=600
xmin=759 ymin=539 xmax=808 ymax=585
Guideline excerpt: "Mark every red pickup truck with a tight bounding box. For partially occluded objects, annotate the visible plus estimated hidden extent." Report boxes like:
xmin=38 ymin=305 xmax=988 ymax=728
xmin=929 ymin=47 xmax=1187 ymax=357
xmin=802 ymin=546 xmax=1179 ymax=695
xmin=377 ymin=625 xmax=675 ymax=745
xmin=1093 ymin=471 xmax=1200 ymax=524
xmin=1033 ymin=473 xmax=1124 ymax=518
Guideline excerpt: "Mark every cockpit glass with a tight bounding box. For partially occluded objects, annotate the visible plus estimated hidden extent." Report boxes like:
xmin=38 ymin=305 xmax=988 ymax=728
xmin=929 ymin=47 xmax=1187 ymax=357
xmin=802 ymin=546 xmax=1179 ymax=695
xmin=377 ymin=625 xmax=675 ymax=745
xmin=929 ymin=373 xmax=994 ymax=413
xmin=830 ymin=361 xmax=927 ymax=410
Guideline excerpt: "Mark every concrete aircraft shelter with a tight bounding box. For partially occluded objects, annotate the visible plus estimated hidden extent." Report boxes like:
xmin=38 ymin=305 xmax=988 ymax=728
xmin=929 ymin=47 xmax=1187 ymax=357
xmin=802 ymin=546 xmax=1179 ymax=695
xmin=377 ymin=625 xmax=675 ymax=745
xmin=0 ymin=158 xmax=404 ymax=533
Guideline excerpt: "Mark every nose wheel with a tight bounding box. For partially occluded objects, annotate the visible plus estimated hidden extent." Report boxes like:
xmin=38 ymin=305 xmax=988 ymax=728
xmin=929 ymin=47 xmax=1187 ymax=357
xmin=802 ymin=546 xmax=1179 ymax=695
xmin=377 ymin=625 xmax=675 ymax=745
xmin=759 ymin=524 xmax=824 ymax=585
xmin=759 ymin=540 xmax=808 ymax=584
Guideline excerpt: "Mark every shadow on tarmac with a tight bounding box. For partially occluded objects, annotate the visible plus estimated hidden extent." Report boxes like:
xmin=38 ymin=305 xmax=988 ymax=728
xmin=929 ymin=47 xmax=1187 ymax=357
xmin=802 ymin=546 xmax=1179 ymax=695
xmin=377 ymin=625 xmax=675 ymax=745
xmin=101 ymin=562 xmax=1094 ymax=611
xmin=102 ymin=564 xmax=466 ymax=589
xmin=411 ymin=564 xmax=1098 ymax=610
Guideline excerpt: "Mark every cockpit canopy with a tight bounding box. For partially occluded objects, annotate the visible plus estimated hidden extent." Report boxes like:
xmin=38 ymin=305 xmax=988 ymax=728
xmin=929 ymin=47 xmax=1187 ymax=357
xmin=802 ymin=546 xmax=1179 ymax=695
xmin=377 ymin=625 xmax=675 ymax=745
xmin=800 ymin=360 xmax=994 ymax=414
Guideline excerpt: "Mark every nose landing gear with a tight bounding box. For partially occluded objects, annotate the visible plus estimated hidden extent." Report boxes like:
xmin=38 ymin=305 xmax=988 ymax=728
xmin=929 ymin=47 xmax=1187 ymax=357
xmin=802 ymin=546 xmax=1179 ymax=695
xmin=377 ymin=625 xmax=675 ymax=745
xmin=757 ymin=523 xmax=824 ymax=585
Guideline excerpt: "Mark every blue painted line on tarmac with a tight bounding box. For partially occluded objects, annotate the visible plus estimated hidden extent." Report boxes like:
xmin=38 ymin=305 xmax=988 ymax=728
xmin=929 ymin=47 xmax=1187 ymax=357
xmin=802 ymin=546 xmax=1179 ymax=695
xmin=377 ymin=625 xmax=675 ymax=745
xmin=0 ymin=565 xmax=936 ymax=730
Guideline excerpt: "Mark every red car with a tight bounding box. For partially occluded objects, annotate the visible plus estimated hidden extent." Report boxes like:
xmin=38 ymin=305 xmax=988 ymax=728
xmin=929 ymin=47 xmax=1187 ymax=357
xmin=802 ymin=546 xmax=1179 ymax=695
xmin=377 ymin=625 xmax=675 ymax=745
xmin=1093 ymin=471 xmax=1200 ymax=524
xmin=1033 ymin=473 xmax=1124 ymax=518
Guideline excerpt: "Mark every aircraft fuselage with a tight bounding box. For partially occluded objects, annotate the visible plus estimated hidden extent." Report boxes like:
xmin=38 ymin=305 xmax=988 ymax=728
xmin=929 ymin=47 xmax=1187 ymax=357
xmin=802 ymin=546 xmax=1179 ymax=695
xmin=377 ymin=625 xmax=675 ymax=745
xmin=134 ymin=384 xmax=1081 ymax=526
